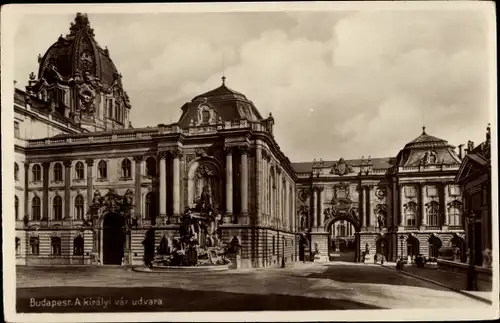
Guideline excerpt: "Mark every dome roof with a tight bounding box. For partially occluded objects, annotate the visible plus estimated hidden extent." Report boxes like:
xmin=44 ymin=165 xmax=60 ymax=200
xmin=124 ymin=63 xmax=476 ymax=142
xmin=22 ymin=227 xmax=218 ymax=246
xmin=36 ymin=13 xmax=119 ymax=90
xmin=192 ymin=77 xmax=247 ymax=102
xmin=395 ymin=127 xmax=461 ymax=167
xmin=403 ymin=127 xmax=449 ymax=149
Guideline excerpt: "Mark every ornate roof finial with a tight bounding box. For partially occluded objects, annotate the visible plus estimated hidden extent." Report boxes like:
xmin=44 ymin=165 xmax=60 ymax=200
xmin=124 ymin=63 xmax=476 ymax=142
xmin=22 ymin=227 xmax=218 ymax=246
xmin=422 ymin=125 xmax=426 ymax=135
xmin=486 ymin=123 xmax=491 ymax=141
xmin=222 ymin=75 xmax=226 ymax=86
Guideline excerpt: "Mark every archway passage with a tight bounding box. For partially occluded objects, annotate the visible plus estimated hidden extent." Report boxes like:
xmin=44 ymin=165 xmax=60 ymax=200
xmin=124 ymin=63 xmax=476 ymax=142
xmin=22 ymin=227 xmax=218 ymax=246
xmin=103 ymin=213 xmax=126 ymax=265
xmin=428 ymin=235 xmax=442 ymax=260
xmin=406 ymin=236 xmax=420 ymax=258
xmin=326 ymin=217 xmax=359 ymax=262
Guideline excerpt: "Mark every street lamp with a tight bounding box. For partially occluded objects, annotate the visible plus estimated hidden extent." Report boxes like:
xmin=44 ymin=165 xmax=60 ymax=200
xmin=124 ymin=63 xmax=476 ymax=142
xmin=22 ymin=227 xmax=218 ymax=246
xmin=466 ymin=210 xmax=478 ymax=291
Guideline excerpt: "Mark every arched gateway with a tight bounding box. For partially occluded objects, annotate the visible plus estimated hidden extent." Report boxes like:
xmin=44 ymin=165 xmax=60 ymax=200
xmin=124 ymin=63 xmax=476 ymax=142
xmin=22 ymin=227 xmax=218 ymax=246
xmin=102 ymin=213 xmax=126 ymax=265
xmin=324 ymin=212 xmax=361 ymax=262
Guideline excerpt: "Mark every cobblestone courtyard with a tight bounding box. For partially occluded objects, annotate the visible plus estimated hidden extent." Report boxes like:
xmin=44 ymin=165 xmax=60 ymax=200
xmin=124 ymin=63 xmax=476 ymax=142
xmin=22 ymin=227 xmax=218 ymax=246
xmin=16 ymin=262 xmax=489 ymax=312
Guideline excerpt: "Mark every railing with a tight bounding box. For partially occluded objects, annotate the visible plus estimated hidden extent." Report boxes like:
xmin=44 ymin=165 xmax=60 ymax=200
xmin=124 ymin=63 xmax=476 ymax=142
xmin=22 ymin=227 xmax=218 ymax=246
xmin=426 ymin=225 xmax=441 ymax=231
xmin=405 ymin=226 xmax=419 ymax=231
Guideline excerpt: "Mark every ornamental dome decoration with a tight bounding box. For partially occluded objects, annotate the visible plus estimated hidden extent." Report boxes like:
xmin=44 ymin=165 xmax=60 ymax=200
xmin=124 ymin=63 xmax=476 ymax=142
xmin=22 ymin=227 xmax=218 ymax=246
xmin=26 ymin=13 xmax=131 ymax=124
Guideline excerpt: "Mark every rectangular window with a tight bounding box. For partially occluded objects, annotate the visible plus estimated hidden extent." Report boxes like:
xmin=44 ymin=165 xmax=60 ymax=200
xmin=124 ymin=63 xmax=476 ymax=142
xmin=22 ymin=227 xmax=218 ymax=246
xmin=405 ymin=186 xmax=416 ymax=198
xmin=450 ymin=185 xmax=460 ymax=196
xmin=427 ymin=186 xmax=438 ymax=197
xmin=14 ymin=121 xmax=20 ymax=139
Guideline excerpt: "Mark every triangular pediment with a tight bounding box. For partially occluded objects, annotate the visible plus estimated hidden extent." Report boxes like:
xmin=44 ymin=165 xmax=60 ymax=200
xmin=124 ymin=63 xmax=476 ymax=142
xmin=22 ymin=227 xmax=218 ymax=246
xmin=455 ymin=154 xmax=487 ymax=183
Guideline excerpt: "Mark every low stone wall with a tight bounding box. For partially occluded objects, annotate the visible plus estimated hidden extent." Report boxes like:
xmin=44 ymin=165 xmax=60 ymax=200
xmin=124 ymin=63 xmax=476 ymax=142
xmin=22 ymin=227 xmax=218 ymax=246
xmin=437 ymin=259 xmax=492 ymax=291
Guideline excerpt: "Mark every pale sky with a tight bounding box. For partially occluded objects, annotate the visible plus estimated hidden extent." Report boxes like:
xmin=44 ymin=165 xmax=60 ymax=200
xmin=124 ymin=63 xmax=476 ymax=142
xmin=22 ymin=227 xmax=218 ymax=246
xmin=12 ymin=7 xmax=494 ymax=162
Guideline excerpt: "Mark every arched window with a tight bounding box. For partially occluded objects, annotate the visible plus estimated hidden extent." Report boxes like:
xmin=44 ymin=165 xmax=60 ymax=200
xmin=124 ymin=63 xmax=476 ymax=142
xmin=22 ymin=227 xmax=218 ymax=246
xmin=75 ymin=195 xmax=84 ymax=220
xmin=32 ymin=196 xmax=41 ymax=221
xmin=448 ymin=201 xmax=461 ymax=226
xmin=145 ymin=192 xmax=156 ymax=219
xmin=30 ymin=237 xmax=39 ymax=255
xmin=145 ymin=157 xmax=156 ymax=177
xmin=98 ymin=160 xmax=107 ymax=179
xmin=15 ymin=195 xmax=19 ymax=220
xmin=427 ymin=202 xmax=439 ymax=226
xmin=51 ymin=237 xmax=61 ymax=255
xmin=75 ymin=162 xmax=85 ymax=179
xmin=121 ymin=158 xmax=131 ymax=178
xmin=15 ymin=237 xmax=21 ymax=255
xmin=73 ymin=236 xmax=84 ymax=256
xmin=53 ymin=163 xmax=63 ymax=181
xmin=405 ymin=202 xmax=417 ymax=226
xmin=53 ymin=196 xmax=62 ymax=220
xmin=14 ymin=162 xmax=19 ymax=181
xmin=32 ymin=164 xmax=41 ymax=182
xmin=108 ymin=99 xmax=113 ymax=118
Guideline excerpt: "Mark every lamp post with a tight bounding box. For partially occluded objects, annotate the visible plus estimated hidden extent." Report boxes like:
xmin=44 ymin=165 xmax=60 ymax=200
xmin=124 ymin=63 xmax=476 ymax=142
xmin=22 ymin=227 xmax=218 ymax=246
xmin=466 ymin=210 xmax=478 ymax=291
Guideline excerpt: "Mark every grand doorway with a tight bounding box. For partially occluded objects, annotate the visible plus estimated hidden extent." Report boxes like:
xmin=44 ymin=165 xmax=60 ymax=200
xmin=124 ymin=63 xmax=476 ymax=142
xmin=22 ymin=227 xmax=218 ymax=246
xmin=102 ymin=213 xmax=126 ymax=265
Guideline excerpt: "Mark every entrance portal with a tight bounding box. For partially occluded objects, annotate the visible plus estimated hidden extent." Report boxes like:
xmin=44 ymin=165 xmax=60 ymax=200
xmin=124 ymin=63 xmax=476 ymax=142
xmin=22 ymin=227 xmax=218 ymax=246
xmin=327 ymin=218 xmax=359 ymax=262
xmin=103 ymin=213 xmax=126 ymax=265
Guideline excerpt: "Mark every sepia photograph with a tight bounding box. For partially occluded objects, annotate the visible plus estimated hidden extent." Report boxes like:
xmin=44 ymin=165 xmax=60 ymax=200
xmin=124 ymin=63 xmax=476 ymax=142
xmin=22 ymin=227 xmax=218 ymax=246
xmin=1 ymin=2 xmax=498 ymax=322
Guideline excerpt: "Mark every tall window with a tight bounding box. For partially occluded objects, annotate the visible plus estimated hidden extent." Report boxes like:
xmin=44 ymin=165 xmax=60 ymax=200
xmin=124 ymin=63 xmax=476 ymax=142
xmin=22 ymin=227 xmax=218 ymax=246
xmin=15 ymin=195 xmax=19 ymax=220
xmin=405 ymin=202 xmax=417 ymax=226
xmin=30 ymin=237 xmax=39 ymax=255
xmin=427 ymin=202 xmax=439 ymax=226
xmin=16 ymin=238 xmax=21 ymax=255
xmin=145 ymin=192 xmax=156 ymax=219
xmin=98 ymin=160 xmax=107 ymax=179
xmin=32 ymin=196 xmax=41 ymax=220
xmin=121 ymin=158 xmax=131 ymax=178
xmin=53 ymin=163 xmax=63 ymax=181
xmin=272 ymin=236 xmax=276 ymax=255
xmin=145 ymin=157 xmax=156 ymax=177
xmin=75 ymin=162 xmax=84 ymax=179
xmin=75 ymin=195 xmax=84 ymax=220
xmin=51 ymin=237 xmax=61 ymax=256
xmin=73 ymin=236 xmax=84 ymax=256
xmin=108 ymin=99 xmax=113 ymax=118
xmin=449 ymin=203 xmax=461 ymax=226
xmin=14 ymin=162 xmax=19 ymax=181
xmin=53 ymin=196 xmax=62 ymax=220
xmin=32 ymin=164 xmax=41 ymax=182
xmin=14 ymin=121 xmax=20 ymax=139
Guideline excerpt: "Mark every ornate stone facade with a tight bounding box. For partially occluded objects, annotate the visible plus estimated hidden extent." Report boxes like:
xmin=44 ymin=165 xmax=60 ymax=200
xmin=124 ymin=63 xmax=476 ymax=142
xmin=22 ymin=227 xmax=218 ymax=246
xmin=13 ymin=13 xmax=473 ymax=268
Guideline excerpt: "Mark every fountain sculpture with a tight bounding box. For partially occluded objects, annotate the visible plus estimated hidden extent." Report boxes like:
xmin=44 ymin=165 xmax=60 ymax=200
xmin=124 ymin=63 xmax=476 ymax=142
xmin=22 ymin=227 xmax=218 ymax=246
xmin=149 ymin=186 xmax=234 ymax=268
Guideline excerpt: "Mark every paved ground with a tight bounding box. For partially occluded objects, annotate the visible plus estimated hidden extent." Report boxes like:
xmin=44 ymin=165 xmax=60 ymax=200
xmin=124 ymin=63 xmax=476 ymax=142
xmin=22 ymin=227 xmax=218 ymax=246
xmin=16 ymin=262 xmax=489 ymax=313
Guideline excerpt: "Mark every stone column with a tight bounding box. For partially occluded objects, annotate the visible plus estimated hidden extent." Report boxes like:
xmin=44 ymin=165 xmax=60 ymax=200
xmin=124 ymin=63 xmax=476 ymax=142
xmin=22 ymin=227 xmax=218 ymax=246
xmin=158 ymin=151 xmax=168 ymax=221
xmin=392 ymin=181 xmax=397 ymax=227
xmin=319 ymin=187 xmax=325 ymax=229
xmin=292 ymin=186 xmax=296 ymax=232
xmin=310 ymin=188 xmax=315 ymax=228
xmin=421 ymin=183 xmax=427 ymax=226
xmin=277 ymin=168 xmax=282 ymax=228
xmin=443 ymin=183 xmax=449 ymax=226
xmin=399 ymin=184 xmax=405 ymax=227
xmin=172 ymin=148 xmax=182 ymax=220
xmin=42 ymin=162 xmax=50 ymax=220
xmin=361 ymin=185 xmax=366 ymax=228
xmin=133 ymin=156 xmax=142 ymax=222
xmin=63 ymin=161 xmax=71 ymax=220
xmin=85 ymin=159 xmax=94 ymax=212
xmin=224 ymin=146 xmax=233 ymax=223
xmin=240 ymin=146 xmax=249 ymax=217
xmin=24 ymin=163 xmax=29 ymax=220
xmin=255 ymin=142 xmax=262 ymax=223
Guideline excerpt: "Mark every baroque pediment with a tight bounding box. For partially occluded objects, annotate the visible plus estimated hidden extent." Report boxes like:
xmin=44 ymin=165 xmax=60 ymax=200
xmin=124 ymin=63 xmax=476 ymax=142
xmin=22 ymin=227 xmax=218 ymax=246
xmin=330 ymin=158 xmax=354 ymax=176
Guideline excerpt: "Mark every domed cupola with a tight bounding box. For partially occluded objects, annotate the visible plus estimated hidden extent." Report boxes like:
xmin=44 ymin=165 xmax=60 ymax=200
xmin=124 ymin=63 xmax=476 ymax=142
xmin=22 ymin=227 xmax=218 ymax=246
xmin=177 ymin=77 xmax=268 ymax=129
xmin=395 ymin=127 xmax=462 ymax=167
xmin=26 ymin=13 xmax=132 ymax=132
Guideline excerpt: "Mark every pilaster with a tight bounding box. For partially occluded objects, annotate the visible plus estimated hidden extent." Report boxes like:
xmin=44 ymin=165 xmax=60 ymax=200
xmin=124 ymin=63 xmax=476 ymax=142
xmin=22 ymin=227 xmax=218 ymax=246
xmin=63 ymin=160 xmax=71 ymax=220
xmin=42 ymin=162 xmax=50 ymax=220
xmin=224 ymin=146 xmax=233 ymax=224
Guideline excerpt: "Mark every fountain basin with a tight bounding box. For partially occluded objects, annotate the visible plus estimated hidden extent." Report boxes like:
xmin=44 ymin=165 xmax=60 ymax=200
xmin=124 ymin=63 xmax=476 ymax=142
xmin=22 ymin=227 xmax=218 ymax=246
xmin=132 ymin=263 xmax=231 ymax=273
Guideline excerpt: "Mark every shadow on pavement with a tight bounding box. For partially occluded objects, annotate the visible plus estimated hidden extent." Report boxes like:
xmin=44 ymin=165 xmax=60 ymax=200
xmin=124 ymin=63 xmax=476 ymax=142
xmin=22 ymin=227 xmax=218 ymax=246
xmin=298 ymin=264 xmax=449 ymax=291
xmin=17 ymin=286 xmax=383 ymax=312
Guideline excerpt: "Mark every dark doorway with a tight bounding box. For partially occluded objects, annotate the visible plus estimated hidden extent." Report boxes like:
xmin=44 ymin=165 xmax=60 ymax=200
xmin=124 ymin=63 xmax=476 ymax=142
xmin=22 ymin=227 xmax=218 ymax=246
xmin=376 ymin=238 xmax=388 ymax=261
xmin=103 ymin=213 xmax=126 ymax=265
xmin=299 ymin=238 xmax=305 ymax=262
xmin=406 ymin=236 xmax=420 ymax=258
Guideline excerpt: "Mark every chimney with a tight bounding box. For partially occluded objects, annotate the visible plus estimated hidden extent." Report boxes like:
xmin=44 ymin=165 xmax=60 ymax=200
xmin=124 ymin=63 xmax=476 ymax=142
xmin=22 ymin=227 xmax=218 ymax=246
xmin=458 ymin=144 xmax=464 ymax=159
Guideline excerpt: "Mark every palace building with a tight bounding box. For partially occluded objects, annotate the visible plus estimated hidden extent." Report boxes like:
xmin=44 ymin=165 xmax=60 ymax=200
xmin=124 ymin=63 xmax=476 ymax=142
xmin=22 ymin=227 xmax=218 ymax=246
xmin=14 ymin=13 xmax=474 ymax=268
